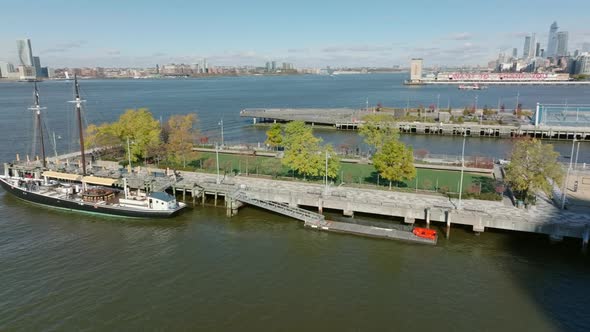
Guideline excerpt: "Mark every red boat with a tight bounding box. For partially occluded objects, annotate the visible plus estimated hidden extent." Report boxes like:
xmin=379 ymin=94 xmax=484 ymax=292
xmin=412 ymin=227 xmax=437 ymax=240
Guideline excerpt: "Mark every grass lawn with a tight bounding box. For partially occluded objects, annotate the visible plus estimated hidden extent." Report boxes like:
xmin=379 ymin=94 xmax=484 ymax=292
xmin=185 ymin=152 xmax=498 ymax=195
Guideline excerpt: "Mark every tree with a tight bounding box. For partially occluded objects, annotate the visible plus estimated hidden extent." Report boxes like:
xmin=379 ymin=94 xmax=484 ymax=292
xmin=265 ymin=123 xmax=283 ymax=150
xmin=165 ymin=113 xmax=200 ymax=167
xmin=282 ymin=121 xmax=323 ymax=179
xmin=359 ymin=114 xmax=398 ymax=151
xmin=84 ymin=123 xmax=119 ymax=148
xmin=373 ymin=139 xmax=416 ymax=189
xmin=504 ymin=138 xmax=564 ymax=204
xmin=110 ymin=108 xmax=161 ymax=162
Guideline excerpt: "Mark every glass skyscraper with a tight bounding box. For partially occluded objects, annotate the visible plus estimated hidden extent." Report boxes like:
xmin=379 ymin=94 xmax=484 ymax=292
xmin=16 ymin=39 xmax=34 ymax=67
xmin=546 ymin=22 xmax=559 ymax=58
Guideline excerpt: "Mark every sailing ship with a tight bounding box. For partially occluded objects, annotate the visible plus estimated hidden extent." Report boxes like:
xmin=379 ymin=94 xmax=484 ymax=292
xmin=0 ymin=77 xmax=186 ymax=218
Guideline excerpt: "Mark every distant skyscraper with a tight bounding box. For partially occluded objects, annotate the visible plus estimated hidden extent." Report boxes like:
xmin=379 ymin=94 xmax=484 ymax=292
xmin=410 ymin=58 xmax=423 ymax=82
xmin=557 ymin=31 xmax=569 ymax=56
xmin=546 ymin=21 xmax=559 ymax=58
xmin=512 ymin=48 xmax=517 ymax=58
xmin=0 ymin=61 xmax=15 ymax=78
xmin=583 ymin=42 xmax=590 ymax=53
xmin=535 ymin=43 xmax=540 ymax=57
xmin=271 ymin=61 xmax=276 ymax=71
xmin=33 ymin=56 xmax=42 ymax=77
xmin=522 ymin=36 xmax=531 ymax=59
xmin=16 ymin=38 xmax=34 ymax=67
xmin=265 ymin=61 xmax=271 ymax=72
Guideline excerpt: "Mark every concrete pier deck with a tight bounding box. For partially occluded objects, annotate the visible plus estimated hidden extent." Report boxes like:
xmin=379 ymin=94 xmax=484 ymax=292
xmin=240 ymin=108 xmax=590 ymax=141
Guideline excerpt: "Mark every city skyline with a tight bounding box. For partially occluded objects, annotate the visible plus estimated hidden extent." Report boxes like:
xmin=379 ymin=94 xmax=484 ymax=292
xmin=0 ymin=0 xmax=590 ymax=68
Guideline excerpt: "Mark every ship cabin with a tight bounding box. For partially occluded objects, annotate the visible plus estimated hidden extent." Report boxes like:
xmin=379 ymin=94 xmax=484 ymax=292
xmin=147 ymin=192 xmax=179 ymax=210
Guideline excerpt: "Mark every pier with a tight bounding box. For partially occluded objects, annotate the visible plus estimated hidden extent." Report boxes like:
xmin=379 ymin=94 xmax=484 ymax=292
xmin=14 ymin=150 xmax=590 ymax=247
xmin=240 ymin=108 xmax=590 ymax=141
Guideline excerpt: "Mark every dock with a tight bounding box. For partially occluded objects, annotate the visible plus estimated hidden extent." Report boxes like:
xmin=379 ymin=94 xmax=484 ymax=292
xmin=240 ymin=108 xmax=590 ymax=141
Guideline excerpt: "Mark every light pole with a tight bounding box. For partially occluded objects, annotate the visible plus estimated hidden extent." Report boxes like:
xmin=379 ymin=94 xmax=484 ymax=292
xmin=127 ymin=137 xmax=132 ymax=172
xmin=215 ymin=142 xmax=220 ymax=184
xmin=324 ymin=150 xmax=329 ymax=195
xmin=458 ymin=132 xmax=467 ymax=209
xmin=437 ymin=94 xmax=440 ymax=111
xmin=561 ymin=138 xmax=576 ymax=209
xmin=515 ymin=91 xmax=520 ymax=113
xmin=476 ymin=95 xmax=481 ymax=124
xmin=218 ymin=118 xmax=224 ymax=147
xmin=575 ymin=141 xmax=581 ymax=170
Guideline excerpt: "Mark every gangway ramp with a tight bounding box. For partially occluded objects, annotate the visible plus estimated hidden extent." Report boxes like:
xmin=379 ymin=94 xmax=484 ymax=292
xmin=231 ymin=190 xmax=325 ymax=223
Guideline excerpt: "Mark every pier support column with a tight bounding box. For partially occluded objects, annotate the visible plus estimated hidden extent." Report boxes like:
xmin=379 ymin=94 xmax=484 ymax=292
xmin=582 ymin=226 xmax=589 ymax=253
xmin=343 ymin=202 xmax=354 ymax=217
xmin=172 ymin=186 xmax=176 ymax=196
xmin=318 ymin=198 xmax=323 ymax=213
xmin=214 ymin=192 xmax=218 ymax=206
xmin=404 ymin=216 xmax=415 ymax=224
xmin=473 ymin=216 xmax=485 ymax=233
xmin=289 ymin=192 xmax=298 ymax=208
xmin=202 ymin=191 xmax=206 ymax=205
xmin=192 ymin=186 xmax=196 ymax=204
xmin=445 ymin=210 xmax=451 ymax=239
xmin=425 ymin=208 xmax=431 ymax=228
xmin=182 ymin=188 xmax=186 ymax=202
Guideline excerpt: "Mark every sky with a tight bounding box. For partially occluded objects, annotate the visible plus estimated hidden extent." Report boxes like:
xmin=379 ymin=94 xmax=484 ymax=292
xmin=1 ymin=0 xmax=589 ymax=68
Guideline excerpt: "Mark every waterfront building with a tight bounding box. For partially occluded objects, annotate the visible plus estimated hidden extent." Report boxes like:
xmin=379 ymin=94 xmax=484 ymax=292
xmin=16 ymin=38 xmax=34 ymax=67
xmin=575 ymin=54 xmax=590 ymax=75
xmin=557 ymin=31 xmax=569 ymax=57
xmin=17 ymin=65 xmax=35 ymax=80
xmin=546 ymin=21 xmax=559 ymax=58
xmin=0 ymin=61 xmax=15 ymax=78
xmin=410 ymin=58 xmax=423 ymax=82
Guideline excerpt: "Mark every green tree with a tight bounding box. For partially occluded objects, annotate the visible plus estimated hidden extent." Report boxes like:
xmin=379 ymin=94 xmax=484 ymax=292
xmin=265 ymin=123 xmax=283 ymax=150
xmin=84 ymin=123 xmax=119 ymax=148
xmin=373 ymin=139 xmax=416 ymax=189
xmin=282 ymin=121 xmax=323 ymax=179
xmin=359 ymin=114 xmax=399 ymax=151
xmin=165 ymin=113 xmax=200 ymax=167
xmin=110 ymin=108 xmax=162 ymax=162
xmin=504 ymin=138 xmax=564 ymax=204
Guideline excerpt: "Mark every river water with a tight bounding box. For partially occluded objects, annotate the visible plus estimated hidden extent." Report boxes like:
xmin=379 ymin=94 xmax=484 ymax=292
xmin=1 ymin=75 xmax=589 ymax=331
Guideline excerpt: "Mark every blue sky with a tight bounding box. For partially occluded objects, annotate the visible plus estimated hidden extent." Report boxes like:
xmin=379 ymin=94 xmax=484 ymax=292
xmin=1 ymin=0 xmax=589 ymax=68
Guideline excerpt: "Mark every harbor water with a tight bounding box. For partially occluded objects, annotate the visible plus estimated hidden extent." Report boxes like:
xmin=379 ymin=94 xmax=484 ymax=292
xmin=0 ymin=74 xmax=589 ymax=331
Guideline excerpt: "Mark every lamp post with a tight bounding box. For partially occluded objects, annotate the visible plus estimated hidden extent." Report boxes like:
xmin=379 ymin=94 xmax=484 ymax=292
xmin=324 ymin=150 xmax=329 ymax=195
xmin=561 ymin=138 xmax=576 ymax=209
xmin=437 ymin=94 xmax=440 ymax=111
xmin=215 ymin=142 xmax=220 ymax=184
xmin=218 ymin=119 xmax=224 ymax=147
xmin=458 ymin=132 xmax=467 ymax=209
xmin=127 ymin=137 xmax=132 ymax=173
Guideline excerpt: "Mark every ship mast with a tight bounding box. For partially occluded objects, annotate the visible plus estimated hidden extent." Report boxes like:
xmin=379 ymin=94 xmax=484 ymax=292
xmin=29 ymin=83 xmax=47 ymax=168
xmin=70 ymin=75 xmax=86 ymax=175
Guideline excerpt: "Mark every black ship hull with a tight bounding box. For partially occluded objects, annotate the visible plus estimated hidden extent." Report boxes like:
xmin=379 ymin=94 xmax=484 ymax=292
xmin=0 ymin=178 xmax=185 ymax=218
